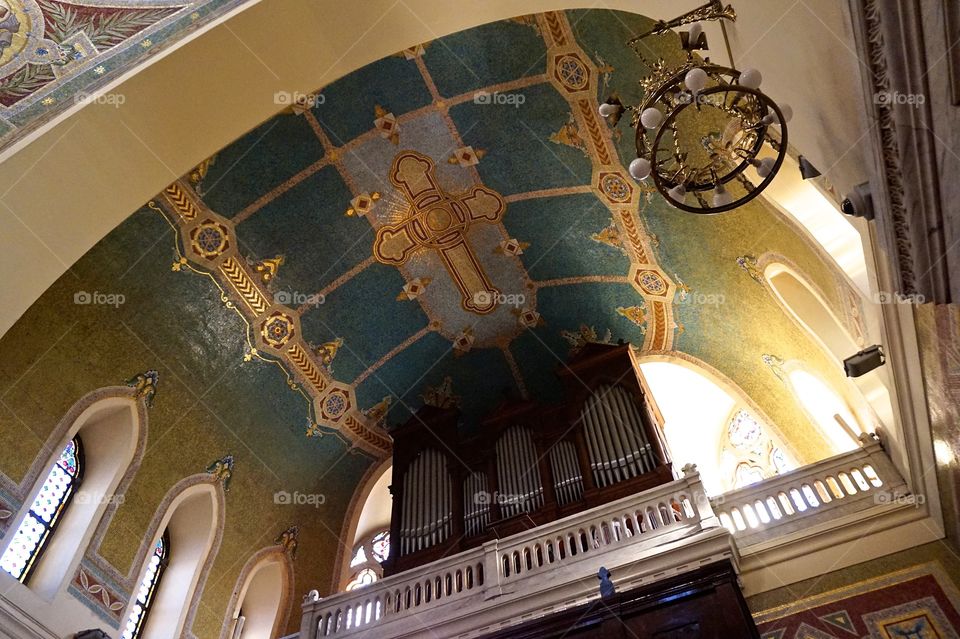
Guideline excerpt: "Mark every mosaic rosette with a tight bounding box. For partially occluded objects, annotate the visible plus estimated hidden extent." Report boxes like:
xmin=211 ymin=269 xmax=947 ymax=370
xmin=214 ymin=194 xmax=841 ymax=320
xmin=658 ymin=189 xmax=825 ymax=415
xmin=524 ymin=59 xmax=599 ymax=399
xmin=260 ymin=312 xmax=295 ymax=349
xmin=190 ymin=220 xmax=230 ymax=260
xmin=553 ymin=52 xmax=590 ymax=92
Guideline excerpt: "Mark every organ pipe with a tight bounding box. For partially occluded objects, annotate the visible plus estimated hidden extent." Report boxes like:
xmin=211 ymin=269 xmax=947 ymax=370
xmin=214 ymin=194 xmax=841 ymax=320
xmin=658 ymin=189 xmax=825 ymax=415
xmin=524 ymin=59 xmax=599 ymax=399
xmin=549 ymin=440 xmax=584 ymax=505
xmin=463 ymin=472 xmax=491 ymax=537
xmin=582 ymin=385 xmax=652 ymax=488
xmin=399 ymin=450 xmax=452 ymax=556
xmin=495 ymin=426 xmax=544 ymax=518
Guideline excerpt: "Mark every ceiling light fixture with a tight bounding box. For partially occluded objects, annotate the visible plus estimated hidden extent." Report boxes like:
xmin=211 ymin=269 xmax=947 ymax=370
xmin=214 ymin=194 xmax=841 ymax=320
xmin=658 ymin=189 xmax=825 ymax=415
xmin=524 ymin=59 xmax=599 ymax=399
xmin=599 ymin=0 xmax=790 ymax=214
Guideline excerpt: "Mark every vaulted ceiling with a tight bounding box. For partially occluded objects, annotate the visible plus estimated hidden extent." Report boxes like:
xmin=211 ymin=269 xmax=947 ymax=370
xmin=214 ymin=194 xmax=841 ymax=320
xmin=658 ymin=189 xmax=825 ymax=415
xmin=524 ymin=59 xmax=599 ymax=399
xmin=147 ymin=8 xmax=862 ymax=457
xmin=0 ymin=7 xmax=875 ymax=635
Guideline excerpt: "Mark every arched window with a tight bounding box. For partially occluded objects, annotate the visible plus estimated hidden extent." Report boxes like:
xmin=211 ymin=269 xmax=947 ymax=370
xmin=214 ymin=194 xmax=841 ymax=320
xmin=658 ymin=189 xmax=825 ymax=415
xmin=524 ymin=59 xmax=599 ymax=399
xmin=120 ymin=479 xmax=222 ymax=639
xmin=223 ymin=549 xmax=293 ymax=639
xmin=346 ymin=568 xmax=378 ymax=591
xmin=786 ymin=368 xmax=860 ymax=454
xmin=637 ymin=358 xmax=797 ymax=495
xmin=0 ymin=438 xmax=83 ymax=583
xmin=123 ymin=531 xmax=170 ymax=639
xmin=344 ymin=530 xmax=390 ymax=590
xmin=335 ymin=460 xmax=392 ymax=591
xmin=764 ymin=263 xmax=862 ymax=365
xmin=763 ymin=261 xmax=894 ymax=430
xmin=0 ymin=394 xmax=144 ymax=600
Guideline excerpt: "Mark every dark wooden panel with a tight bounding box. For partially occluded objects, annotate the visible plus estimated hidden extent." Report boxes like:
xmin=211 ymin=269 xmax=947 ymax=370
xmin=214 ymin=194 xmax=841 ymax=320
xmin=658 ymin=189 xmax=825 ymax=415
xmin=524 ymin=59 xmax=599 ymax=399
xmin=480 ymin=562 xmax=759 ymax=639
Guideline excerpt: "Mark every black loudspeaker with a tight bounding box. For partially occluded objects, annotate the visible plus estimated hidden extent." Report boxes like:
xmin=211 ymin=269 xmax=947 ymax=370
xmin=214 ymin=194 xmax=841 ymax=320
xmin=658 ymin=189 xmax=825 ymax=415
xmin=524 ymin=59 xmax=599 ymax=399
xmin=844 ymin=345 xmax=885 ymax=377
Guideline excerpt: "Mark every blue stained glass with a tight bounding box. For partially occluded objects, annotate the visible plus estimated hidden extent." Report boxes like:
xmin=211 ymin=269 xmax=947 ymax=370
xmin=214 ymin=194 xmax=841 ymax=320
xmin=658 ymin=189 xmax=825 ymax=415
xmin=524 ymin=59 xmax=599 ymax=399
xmin=122 ymin=532 xmax=168 ymax=639
xmin=57 ymin=439 xmax=79 ymax=476
xmin=0 ymin=438 xmax=82 ymax=582
xmin=371 ymin=531 xmax=390 ymax=563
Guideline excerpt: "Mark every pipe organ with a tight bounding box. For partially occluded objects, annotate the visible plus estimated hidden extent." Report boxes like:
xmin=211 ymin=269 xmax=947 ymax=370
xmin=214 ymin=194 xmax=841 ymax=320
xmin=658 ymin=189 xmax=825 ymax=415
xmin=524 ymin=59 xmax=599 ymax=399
xmin=462 ymin=471 xmax=491 ymax=537
xmin=384 ymin=343 xmax=674 ymax=575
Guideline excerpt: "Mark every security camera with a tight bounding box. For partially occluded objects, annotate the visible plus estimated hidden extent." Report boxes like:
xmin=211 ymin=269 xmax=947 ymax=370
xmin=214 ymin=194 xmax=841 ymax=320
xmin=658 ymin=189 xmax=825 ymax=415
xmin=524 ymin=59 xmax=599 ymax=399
xmin=841 ymin=182 xmax=875 ymax=220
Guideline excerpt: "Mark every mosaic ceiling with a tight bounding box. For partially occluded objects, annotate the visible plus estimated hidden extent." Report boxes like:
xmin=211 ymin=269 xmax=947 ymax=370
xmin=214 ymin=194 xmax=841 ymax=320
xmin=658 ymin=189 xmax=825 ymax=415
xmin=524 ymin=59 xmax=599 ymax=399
xmin=0 ymin=0 xmax=246 ymax=149
xmin=152 ymin=9 xmax=864 ymax=457
xmin=0 ymin=9 xmax=871 ymax=634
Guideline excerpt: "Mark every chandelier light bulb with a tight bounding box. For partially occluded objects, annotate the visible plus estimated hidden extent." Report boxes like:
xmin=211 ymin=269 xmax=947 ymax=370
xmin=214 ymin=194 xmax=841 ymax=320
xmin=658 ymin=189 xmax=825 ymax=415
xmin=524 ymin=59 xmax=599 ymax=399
xmin=713 ymin=184 xmax=733 ymax=207
xmin=739 ymin=68 xmax=762 ymax=89
xmin=640 ymin=107 xmax=664 ymax=129
xmin=755 ymin=157 xmax=776 ymax=178
xmin=629 ymin=157 xmax=652 ymax=180
xmin=598 ymin=102 xmax=618 ymax=117
xmin=779 ymin=103 xmax=793 ymax=123
xmin=667 ymin=183 xmax=687 ymax=203
xmin=685 ymin=68 xmax=708 ymax=94
xmin=688 ymin=22 xmax=703 ymax=42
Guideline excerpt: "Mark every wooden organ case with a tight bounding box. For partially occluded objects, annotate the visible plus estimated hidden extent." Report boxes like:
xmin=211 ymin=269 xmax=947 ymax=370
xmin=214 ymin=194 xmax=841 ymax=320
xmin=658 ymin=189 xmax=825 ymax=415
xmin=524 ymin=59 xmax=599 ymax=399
xmin=383 ymin=343 xmax=675 ymax=576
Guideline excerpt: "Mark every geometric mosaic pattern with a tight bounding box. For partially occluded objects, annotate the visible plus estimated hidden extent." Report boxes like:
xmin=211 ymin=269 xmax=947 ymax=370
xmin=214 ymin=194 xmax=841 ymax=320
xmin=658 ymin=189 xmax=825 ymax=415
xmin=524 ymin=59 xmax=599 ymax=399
xmin=155 ymin=10 xmax=678 ymax=454
xmin=755 ymin=565 xmax=960 ymax=639
xmin=0 ymin=0 xmax=247 ymax=150
xmin=863 ymin=597 xmax=959 ymax=639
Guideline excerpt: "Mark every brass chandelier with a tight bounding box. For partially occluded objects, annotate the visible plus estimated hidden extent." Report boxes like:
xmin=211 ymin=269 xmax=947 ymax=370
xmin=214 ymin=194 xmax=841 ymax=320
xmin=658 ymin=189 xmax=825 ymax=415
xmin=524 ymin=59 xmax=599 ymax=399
xmin=600 ymin=1 xmax=790 ymax=214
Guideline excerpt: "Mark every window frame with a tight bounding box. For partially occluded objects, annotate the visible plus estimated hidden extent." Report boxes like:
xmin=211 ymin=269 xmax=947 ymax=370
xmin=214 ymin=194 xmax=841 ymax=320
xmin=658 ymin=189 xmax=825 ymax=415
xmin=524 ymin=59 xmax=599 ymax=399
xmin=1 ymin=437 xmax=84 ymax=584
xmin=344 ymin=529 xmax=389 ymax=591
xmin=123 ymin=529 xmax=170 ymax=639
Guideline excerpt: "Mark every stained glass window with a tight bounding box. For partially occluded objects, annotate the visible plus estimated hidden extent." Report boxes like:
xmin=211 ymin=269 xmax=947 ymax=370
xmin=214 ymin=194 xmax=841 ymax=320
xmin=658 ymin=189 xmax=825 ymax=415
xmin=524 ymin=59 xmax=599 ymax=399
xmin=371 ymin=531 xmax=390 ymax=563
xmin=771 ymin=447 xmax=790 ymax=474
xmin=727 ymin=410 xmax=763 ymax=451
xmin=344 ymin=529 xmax=390 ymax=592
xmin=350 ymin=546 xmax=367 ymax=567
xmin=122 ymin=531 xmax=169 ymax=639
xmin=345 ymin=568 xmax=377 ymax=591
xmin=0 ymin=438 xmax=83 ymax=583
xmin=734 ymin=463 xmax=765 ymax=489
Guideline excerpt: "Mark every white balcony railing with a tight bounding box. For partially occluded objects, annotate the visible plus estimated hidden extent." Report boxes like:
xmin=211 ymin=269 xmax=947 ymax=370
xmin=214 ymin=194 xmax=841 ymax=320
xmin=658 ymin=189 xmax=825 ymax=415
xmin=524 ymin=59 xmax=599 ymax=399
xmin=300 ymin=471 xmax=735 ymax=639
xmin=298 ymin=437 xmax=909 ymax=639
xmin=709 ymin=433 xmax=909 ymax=546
